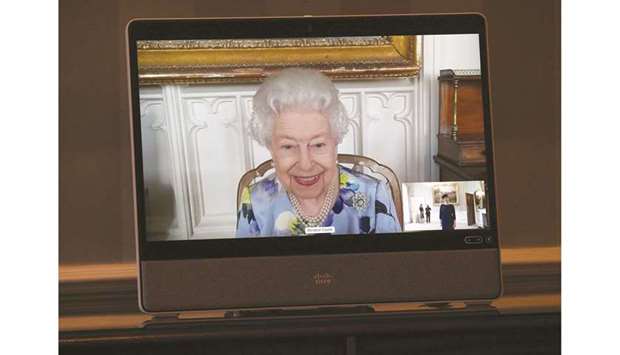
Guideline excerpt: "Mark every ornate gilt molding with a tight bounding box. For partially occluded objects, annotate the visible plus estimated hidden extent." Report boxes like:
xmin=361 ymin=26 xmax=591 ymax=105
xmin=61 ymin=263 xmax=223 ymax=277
xmin=137 ymin=36 xmax=420 ymax=85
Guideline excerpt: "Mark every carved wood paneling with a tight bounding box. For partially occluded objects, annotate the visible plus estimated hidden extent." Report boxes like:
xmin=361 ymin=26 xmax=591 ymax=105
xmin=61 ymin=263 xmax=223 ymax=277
xmin=139 ymin=87 xmax=189 ymax=240
xmin=182 ymin=94 xmax=246 ymax=237
xmin=364 ymin=90 xmax=415 ymax=182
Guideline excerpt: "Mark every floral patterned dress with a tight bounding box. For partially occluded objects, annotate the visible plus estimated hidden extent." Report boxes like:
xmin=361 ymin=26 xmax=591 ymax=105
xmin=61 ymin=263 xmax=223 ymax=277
xmin=236 ymin=165 xmax=401 ymax=237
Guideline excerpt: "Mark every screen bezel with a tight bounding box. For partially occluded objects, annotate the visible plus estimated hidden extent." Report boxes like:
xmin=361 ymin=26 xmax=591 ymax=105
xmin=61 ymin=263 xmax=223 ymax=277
xmin=126 ymin=14 xmax=498 ymax=261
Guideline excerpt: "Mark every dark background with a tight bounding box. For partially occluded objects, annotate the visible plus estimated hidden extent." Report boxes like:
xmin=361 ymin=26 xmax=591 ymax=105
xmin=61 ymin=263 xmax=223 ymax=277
xmin=59 ymin=0 xmax=560 ymax=265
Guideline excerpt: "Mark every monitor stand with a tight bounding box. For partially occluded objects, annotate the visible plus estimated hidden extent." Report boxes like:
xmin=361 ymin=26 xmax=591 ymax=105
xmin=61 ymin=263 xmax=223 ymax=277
xmin=142 ymin=301 xmax=496 ymax=328
xmin=224 ymin=305 xmax=375 ymax=319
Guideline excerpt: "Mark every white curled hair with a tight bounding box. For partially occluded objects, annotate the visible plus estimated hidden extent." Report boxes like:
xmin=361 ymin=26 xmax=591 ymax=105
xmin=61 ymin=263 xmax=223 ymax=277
xmin=249 ymin=68 xmax=349 ymax=147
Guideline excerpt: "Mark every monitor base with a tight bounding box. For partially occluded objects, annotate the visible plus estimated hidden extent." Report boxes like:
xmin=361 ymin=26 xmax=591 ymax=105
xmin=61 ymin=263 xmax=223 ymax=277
xmin=142 ymin=305 xmax=375 ymax=328
xmin=142 ymin=301 xmax=496 ymax=328
xmin=224 ymin=305 xmax=375 ymax=319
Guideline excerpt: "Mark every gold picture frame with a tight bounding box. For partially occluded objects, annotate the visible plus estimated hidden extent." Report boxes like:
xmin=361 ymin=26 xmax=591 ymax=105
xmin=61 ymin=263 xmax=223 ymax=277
xmin=432 ymin=183 xmax=459 ymax=205
xmin=137 ymin=36 xmax=420 ymax=85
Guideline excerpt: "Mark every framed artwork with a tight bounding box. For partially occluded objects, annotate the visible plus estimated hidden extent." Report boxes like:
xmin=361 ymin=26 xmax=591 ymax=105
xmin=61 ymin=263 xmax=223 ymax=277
xmin=136 ymin=36 xmax=420 ymax=85
xmin=432 ymin=183 xmax=458 ymax=205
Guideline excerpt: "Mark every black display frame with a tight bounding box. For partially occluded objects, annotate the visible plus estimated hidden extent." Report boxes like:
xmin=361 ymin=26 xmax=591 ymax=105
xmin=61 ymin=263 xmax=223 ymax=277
xmin=126 ymin=14 xmax=498 ymax=261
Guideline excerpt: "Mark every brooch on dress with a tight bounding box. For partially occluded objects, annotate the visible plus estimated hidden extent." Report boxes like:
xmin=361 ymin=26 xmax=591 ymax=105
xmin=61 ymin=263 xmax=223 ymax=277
xmin=351 ymin=192 xmax=369 ymax=212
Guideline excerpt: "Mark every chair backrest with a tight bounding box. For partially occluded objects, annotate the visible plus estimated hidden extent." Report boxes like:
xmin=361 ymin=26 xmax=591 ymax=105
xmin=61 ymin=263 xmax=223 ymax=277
xmin=236 ymin=154 xmax=403 ymax=228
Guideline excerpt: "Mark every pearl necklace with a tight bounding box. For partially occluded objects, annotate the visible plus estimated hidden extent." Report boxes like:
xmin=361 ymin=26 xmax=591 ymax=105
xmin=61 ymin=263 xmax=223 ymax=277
xmin=288 ymin=180 xmax=337 ymax=228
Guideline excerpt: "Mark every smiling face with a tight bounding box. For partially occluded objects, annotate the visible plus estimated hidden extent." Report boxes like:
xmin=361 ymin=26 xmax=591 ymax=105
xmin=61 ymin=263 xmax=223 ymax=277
xmin=269 ymin=110 xmax=338 ymax=202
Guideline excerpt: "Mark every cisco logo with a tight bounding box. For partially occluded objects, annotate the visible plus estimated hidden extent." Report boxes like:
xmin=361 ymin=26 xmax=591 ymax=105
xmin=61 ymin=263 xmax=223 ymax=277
xmin=313 ymin=272 xmax=335 ymax=286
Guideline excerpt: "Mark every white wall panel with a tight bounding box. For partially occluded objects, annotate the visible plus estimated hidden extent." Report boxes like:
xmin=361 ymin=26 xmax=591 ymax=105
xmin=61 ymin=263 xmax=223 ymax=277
xmin=139 ymin=87 xmax=189 ymax=240
xmin=364 ymin=90 xmax=415 ymax=182
xmin=182 ymin=95 xmax=247 ymax=237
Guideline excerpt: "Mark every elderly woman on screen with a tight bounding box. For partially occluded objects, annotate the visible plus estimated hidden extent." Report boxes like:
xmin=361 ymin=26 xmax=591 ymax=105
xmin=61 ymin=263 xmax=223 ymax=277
xmin=236 ymin=68 xmax=401 ymax=237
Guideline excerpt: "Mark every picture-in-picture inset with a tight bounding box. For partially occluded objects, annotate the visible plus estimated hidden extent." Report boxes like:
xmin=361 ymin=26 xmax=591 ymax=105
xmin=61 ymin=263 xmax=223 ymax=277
xmin=401 ymin=181 xmax=487 ymax=232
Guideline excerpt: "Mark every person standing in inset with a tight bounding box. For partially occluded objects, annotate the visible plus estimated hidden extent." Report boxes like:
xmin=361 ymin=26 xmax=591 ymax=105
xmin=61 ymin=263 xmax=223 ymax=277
xmin=425 ymin=204 xmax=431 ymax=223
xmin=419 ymin=204 xmax=425 ymax=223
xmin=439 ymin=194 xmax=456 ymax=230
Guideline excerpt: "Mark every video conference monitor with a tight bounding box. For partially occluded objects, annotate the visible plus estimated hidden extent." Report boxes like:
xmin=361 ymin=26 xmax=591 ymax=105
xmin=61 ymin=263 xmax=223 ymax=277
xmin=127 ymin=14 xmax=502 ymax=313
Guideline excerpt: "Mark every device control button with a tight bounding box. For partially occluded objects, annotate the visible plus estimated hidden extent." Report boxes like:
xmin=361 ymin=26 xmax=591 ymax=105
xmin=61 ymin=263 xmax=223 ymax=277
xmin=485 ymin=235 xmax=494 ymax=244
xmin=464 ymin=236 xmax=483 ymax=245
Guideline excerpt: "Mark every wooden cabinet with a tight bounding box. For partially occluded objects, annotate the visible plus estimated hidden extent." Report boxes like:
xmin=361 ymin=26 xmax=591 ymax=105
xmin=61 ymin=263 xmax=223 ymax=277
xmin=434 ymin=69 xmax=487 ymax=181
